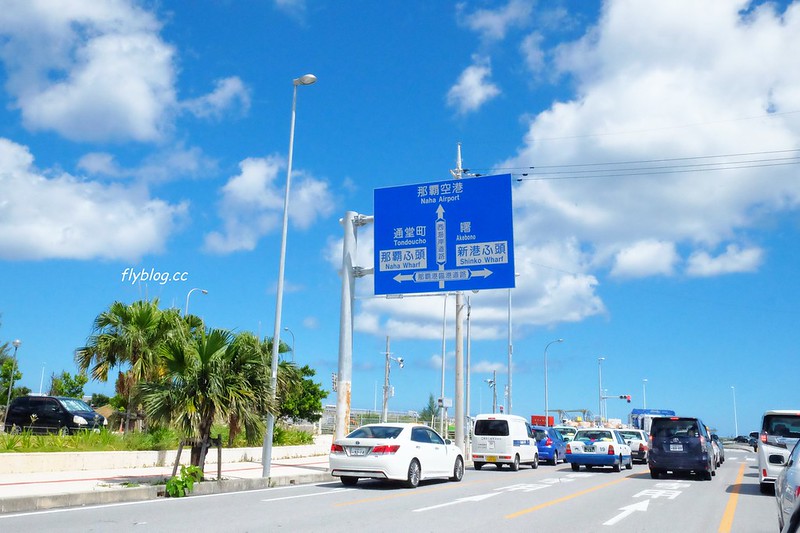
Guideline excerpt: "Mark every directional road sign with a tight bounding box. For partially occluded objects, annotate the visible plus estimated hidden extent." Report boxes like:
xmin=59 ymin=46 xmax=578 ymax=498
xmin=374 ymin=173 xmax=515 ymax=296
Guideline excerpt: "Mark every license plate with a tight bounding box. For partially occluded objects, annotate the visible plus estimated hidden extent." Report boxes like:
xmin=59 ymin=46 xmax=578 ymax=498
xmin=486 ymin=456 xmax=497 ymax=462
xmin=584 ymin=446 xmax=595 ymax=452
xmin=670 ymin=444 xmax=684 ymax=452
xmin=350 ymin=447 xmax=368 ymax=456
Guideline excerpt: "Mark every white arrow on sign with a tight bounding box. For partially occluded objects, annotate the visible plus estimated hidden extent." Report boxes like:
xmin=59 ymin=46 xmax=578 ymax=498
xmin=603 ymin=499 xmax=650 ymax=526
xmin=393 ymin=273 xmax=414 ymax=283
xmin=412 ymin=492 xmax=500 ymax=513
xmin=469 ymin=268 xmax=493 ymax=278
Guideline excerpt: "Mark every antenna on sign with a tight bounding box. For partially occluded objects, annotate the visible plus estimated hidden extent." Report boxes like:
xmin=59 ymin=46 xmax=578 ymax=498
xmin=450 ymin=142 xmax=463 ymax=179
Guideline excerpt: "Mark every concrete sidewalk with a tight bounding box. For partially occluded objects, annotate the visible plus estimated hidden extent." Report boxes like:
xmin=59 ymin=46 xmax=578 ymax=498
xmin=0 ymin=435 xmax=334 ymax=514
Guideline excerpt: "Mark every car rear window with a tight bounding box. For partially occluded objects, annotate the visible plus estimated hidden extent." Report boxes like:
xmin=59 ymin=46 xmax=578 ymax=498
xmin=347 ymin=426 xmax=403 ymax=439
xmin=475 ymin=419 xmax=509 ymax=436
xmin=651 ymin=418 xmax=701 ymax=438
xmin=575 ymin=430 xmax=613 ymax=442
xmin=618 ymin=431 xmax=642 ymax=440
xmin=762 ymin=414 xmax=800 ymax=438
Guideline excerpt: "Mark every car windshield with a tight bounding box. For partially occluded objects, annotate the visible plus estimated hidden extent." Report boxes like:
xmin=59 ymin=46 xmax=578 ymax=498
xmin=60 ymin=398 xmax=93 ymax=412
xmin=763 ymin=414 xmax=800 ymax=438
xmin=474 ymin=420 xmax=509 ymax=436
xmin=347 ymin=426 xmax=403 ymax=439
xmin=575 ymin=430 xmax=613 ymax=442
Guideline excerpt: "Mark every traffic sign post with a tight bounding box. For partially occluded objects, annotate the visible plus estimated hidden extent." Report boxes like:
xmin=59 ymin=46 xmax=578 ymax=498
xmin=373 ymin=174 xmax=515 ymax=296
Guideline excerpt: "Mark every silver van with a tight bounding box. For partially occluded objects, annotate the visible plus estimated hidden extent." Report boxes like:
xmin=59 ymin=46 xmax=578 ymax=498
xmin=758 ymin=410 xmax=800 ymax=493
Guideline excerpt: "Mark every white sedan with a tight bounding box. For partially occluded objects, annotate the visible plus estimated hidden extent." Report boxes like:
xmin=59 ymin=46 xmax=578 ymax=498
xmin=618 ymin=428 xmax=649 ymax=463
xmin=329 ymin=423 xmax=464 ymax=488
xmin=565 ymin=428 xmax=633 ymax=472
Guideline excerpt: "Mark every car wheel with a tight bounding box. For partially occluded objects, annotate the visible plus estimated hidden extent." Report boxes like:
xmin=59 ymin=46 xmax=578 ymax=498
xmin=450 ymin=456 xmax=464 ymax=482
xmin=510 ymin=454 xmax=520 ymax=472
xmin=340 ymin=476 xmax=358 ymax=486
xmin=650 ymin=469 xmax=660 ymax=479
xmin=571 ymin=463 xmax=580 ymax=472
xmin=532 ymin=453 xmax=539 ymax=469
xmin=613 ymin=457 xmax=622 ymax=472
xmin=550 ymin=452 xmax=558 ymax=466
xmin=58 ymin=426 xmax=70 ymax=436
xmin=625 ymin=457 xmax=633 ymax=470
xmin=759 ymin=482 xmax=771 ymax=494
xmin=405 ymin=459 xmax=421 ymax=488
xmin=474 ymin=461 xmax=484 ymax=471
xmin=703 ymin=470 xmax=713 ymax=481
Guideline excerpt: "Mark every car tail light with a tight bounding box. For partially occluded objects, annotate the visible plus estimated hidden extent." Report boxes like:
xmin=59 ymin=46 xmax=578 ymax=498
xmin=545 ymin=438 xmax=553 ymax=446
xmin=763 ymin=468 xmax=768 ymax=478
xmin=639 ymin=443 xmax=648 ymax=452
xmin=371 ymin=445 xmax=400 ymax=455
xmin=566 ymin=443 xmax=572 ymax=453
xmin=330 ymin=444 xmax=344 ymax=454
xmin=608 ymin=445 xmax=615 ymax=455
xmin=795 ymin=486 xmax=800 ymax=499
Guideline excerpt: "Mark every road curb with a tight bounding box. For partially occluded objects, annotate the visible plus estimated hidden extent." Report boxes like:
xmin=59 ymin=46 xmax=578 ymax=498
xmin=0 ymin=472 xmax=336 ymax=514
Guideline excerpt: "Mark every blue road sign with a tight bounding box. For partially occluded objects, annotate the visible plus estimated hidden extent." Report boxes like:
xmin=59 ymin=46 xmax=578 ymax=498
xmin=374 ymin=173 xmax=515 ymax=296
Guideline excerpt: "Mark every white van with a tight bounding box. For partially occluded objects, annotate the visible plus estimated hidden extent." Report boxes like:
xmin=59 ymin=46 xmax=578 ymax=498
xmin=471 ymin=414 xmax=539 ymax=470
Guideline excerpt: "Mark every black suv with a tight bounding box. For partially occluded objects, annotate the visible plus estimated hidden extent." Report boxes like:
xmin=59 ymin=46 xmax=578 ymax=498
xmin=3 ymin=395 xmax=107 ymax=435
xmin=649 ymin=416 xmax=715 ymax=480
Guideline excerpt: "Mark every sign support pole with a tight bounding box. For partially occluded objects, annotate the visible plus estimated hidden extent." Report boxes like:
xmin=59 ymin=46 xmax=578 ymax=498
xmin=453 ymin=143 xmax=465 ymax=455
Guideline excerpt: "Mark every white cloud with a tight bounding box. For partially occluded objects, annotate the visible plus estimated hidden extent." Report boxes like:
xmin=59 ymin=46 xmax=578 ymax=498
xmin=182 ymin=77 xmax=250 ymax=120
xmin=0 ymin=138 xmax=186 ymax=261
xmin=520 ymin=32 xmax=546 ymax=74
xmin=686 ymin=244 xmax=763 ymax=277
xmin=274 ymin=0 xmax=307 ymax=21
xmin=77 ymin=145 xmax=218 ymax=183
xmin=457 ymin=0 xmax=533 ymax=41
xmin=611 ymin=240 xmax=677 ymax=278
xmin=499 ymin=0 xmax=800 ymax=284
xmin=204 ymin=156 xmax=334 ymax=254
xmin=446 ymin=56 xmax=501 ymax=114
xmin=0 ymin=0 xmax=247 ymax=143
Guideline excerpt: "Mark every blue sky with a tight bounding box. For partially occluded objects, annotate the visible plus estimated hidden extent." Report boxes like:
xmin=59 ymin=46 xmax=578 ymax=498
xmin=1 ymin=0 xmax=799 ymax=437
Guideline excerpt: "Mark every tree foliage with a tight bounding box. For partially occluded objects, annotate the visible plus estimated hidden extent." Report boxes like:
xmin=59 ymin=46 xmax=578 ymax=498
xmin=419 ymin=393 xmax=440 ymax=425
xmin=277 ymin=364 xmax=328 ymax=423
xmin=48 ymin=371 xmax=89 ymax=398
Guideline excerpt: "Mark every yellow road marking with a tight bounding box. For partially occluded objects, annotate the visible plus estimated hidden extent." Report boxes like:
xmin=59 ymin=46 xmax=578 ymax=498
xmin=717 ymin=462 xmax=746 ymax=532
xmin=505 ymin=475 xmax=630 ymax=519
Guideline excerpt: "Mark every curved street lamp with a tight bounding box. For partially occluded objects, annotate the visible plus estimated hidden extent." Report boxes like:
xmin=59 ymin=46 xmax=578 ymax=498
xmin=543 ymin=339 xmax=563 ymax=427
xmin=263 ymin=73 xmax=317 ymax=478
xmin=283 ymin=327 xmax=295 ymax=362
xmin=184 ymin=288 xmax=208 ymax=315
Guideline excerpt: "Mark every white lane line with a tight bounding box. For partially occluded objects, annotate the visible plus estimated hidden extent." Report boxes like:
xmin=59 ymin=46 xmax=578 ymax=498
xmin=262 ymin=488 xmax=354 ymax=502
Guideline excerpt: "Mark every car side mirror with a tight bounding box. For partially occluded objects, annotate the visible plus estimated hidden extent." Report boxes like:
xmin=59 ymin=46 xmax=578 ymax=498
xmin=445 ymin=439 xmax=452 ymax=445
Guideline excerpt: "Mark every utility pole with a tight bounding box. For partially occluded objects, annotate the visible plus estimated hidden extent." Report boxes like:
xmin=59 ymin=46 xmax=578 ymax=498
xmin=452 ymin=143 xmax=466 ymax=455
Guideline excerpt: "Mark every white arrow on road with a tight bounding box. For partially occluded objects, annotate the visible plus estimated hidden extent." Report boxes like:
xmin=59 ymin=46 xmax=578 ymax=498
xmin=413 ymin=492 xmax=500 ymax=512
xmin=603 ymin=499 xmax=650 ymax=526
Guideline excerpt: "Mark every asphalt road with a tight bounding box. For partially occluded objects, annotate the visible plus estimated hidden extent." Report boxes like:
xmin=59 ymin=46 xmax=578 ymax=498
xmin=0 ymin=445 xmax=778 ymax=532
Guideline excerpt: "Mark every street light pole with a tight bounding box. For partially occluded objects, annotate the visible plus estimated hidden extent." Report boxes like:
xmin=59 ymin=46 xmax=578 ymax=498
xmin=262 ymin=73 xmax=316 ymax=478
xmin=543 ymin=339 xmax=563 ymax=427
xmin=283 ymin=327 xmax=295 ymax=363
xmin=381 ymin=336 xmax=404 ymax=422
xmin=597 ymin=357 xmax=605 ymax=425
xmin=731 ymin=385 xmax=738 ymax=437
xmin=642 ymin=378 xmax=648 ymax=409
xmin=184 ymin=287 xmax=208 ymax=315
xmin=3 ymin=339 xmax=22 ymax=430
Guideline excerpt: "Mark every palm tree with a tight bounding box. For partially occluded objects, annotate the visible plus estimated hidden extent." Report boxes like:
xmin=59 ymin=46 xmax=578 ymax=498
xmin=139 ymin=328 xmax=271 ymax=471
xmin=75 ymin=299 xmax=185 ymax=430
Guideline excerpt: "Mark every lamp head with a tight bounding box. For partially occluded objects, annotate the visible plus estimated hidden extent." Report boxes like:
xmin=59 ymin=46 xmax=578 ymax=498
xmin=12 ymin=339 xmax=21 ymax=348
xmin=294 ymin=74 xmax=317 ymax=86
xmin=201 ymin=289 xmax=208 ymax=295
xmin=397 ymin=357 xmax=404 ymax=368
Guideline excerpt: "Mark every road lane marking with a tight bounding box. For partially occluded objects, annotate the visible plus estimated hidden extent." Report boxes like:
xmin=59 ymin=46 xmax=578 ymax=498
xmin=413 ymin=491 xmax=501 ymax=512
xmin=505 ymin=476 xmax=630 ymax=519
xmin=717 ymin=462 xmax=746 ymax=533
xmin=603 ymin=499 xmax=650 ymax=526
xmin=262 ymin=488 xmax=354 ymax=502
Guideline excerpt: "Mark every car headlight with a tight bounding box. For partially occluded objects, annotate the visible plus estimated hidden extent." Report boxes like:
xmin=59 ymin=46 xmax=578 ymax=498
xmin=73 ymin=415 xmax=88 ymax=425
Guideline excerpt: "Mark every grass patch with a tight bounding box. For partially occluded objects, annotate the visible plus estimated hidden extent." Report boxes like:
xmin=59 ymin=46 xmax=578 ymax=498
xmin=0 ymin=425 xmax=316 ymax=453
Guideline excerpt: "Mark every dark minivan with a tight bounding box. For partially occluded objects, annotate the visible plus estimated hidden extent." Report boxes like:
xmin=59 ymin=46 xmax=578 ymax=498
xmin=3 ymin=395 xmax=107 ymax=435
xmin=649 ymin=416 xmax=715 ymax=480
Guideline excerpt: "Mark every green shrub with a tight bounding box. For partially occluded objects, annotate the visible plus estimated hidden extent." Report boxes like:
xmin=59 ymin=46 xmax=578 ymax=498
xmin=165 ymin=465 xmax=203 ymax=497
